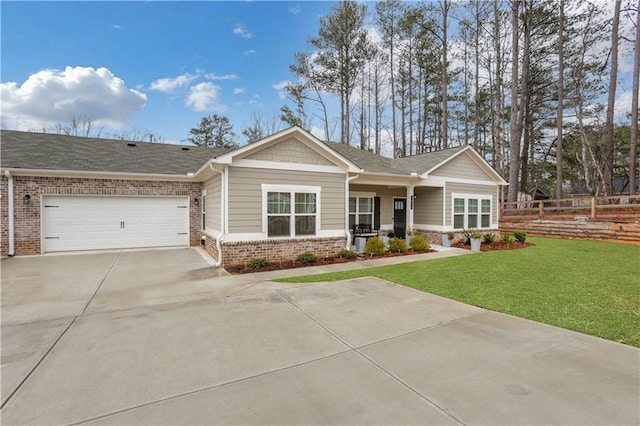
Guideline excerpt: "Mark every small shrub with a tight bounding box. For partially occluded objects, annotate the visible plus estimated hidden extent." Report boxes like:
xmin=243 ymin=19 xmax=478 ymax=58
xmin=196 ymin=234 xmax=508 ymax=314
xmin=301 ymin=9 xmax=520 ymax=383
xmin=386 ymin=231 xmax=395 ymax=238
xmin=462 ymin=229 xmax=482 ymax=245
xmin=364 ymin=236 xmax=385 ymax=256
xmin=296 ymin=252 xmax=318 ymax=264
xmin=483 ymin=233 xmax=496 ymax=244
xmin=409 ymin=235 xmax=430 ymax=251
xmin=446 ymin=231 xmax=455 ymax=240
xmin=501 ymin=234 xmax=515 ymax=244
xmin=513 ymin=230 xmax=527 ymax=243
xmin=388 ymin=237 xmax=407 ymax=253
xmin=337 ymin=249 xmax=357 ymax=259
xmin=247 ymin=258 xmax=269 ymax=269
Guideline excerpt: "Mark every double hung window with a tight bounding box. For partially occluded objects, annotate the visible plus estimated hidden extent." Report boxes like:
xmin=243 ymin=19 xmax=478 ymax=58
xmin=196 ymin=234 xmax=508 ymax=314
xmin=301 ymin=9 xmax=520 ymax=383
xmin=452 ymin=195 xmax=492 ymax=229
xmin=349 ymin=196 xmax=374 ymax=228
xmin=265 ymin=185 xmax=319 ymax=237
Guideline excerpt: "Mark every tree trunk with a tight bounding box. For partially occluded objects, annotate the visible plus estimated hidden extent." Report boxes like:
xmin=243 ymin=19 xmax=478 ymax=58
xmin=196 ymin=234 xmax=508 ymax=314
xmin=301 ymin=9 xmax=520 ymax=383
xmin=604 ymin=0 xmax=621 ymax=195
xmin=441 ymin=0 xmax=449 ymax=149
xmin=474 ymin=0 xmax=480 ymax=149
xmin=507 ymin=0 xmax=521 ymax=203
xmin=629 ymin=0 xmax=639 ymax=195
xmin=556 ymin=0 xmax=564 ymax=199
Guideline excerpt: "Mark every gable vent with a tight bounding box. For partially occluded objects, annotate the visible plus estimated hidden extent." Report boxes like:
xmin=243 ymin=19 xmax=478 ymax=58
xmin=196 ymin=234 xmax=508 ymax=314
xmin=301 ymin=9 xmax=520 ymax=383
xmin=127 ymin=142 xmax=137 ymax=147
xmin=181 ymin=147 xmax=190 ymax=151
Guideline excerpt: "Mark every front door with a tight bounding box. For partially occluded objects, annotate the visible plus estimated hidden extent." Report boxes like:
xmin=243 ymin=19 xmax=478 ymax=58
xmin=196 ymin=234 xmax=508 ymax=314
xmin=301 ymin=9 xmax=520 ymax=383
xmin=393 ymin=198 xmax=407 ymax=239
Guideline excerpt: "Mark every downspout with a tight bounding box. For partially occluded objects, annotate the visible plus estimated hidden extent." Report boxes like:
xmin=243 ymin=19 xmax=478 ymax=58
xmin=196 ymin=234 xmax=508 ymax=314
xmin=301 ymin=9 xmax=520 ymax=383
xmin=209 ymin=164 xmax=225 ymax=267
xmin=345 ymin=173 xmax=359 ymax=249
xmin=4 ymin=170 xmax=15 ymax=256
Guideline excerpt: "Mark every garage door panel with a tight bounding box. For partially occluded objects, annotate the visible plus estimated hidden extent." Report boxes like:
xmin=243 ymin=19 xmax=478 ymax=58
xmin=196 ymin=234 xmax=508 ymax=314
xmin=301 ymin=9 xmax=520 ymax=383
xmin=43 ymin=196 xmax=190 ymax=252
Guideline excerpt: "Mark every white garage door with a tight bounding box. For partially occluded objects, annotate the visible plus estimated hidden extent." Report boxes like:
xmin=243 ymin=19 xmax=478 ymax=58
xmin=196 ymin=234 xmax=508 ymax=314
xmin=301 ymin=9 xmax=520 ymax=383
xmin=42 ymin=196 xmax=190 ymax=252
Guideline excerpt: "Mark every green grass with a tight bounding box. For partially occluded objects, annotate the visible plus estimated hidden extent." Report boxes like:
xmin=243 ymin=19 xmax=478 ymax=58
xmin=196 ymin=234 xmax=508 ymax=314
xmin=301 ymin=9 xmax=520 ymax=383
xmin=277 ymin=238 xmax=640 ymax=347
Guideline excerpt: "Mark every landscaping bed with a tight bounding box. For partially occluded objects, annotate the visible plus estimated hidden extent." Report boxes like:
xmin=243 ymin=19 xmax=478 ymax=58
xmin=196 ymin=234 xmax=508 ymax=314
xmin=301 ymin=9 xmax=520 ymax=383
xmin=451 ymin=240 xmax=534 ymax=251
xmin=225 ymin=248 xmax=435 ymax=275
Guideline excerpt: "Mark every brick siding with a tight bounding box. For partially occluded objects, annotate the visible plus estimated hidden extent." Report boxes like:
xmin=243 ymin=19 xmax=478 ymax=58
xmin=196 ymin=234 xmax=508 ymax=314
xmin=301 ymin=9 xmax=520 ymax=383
xmin=220 ymin=237 xmax=347 ymax=268
xmin=200 ymin=230 xmax=220 ymax=262
xmin=1 ymin=176 xmax=202 ymax=256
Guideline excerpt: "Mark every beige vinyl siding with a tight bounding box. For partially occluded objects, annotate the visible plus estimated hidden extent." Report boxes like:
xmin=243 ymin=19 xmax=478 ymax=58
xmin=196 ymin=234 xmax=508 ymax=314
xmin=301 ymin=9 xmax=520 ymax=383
xmin=414 ymin=187 xmax=443 ymax=226
xmin=350 ymin=184 xmax=406 ymax=226
xmin=245 ymin=137 xmax=334 ymax=166
xmin=227 ymin=167 xmax=345 ymax=233
xmin=445 ymin=182 xmax=498 ymax=227
xmin=430 ymin=152 xmax=491 ymax=181
xmin=204 ymin=174 xmax=221 ymax=232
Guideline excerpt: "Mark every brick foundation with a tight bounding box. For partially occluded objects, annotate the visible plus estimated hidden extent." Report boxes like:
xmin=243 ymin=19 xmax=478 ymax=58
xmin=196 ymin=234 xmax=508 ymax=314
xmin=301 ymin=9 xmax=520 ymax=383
xmin=221 ymin=237 xmax=347 ymax=268
xmin=1 ymin=176 xmax=202 ymax=256
xmin=200 ymin=231 xmax=220 ymax=263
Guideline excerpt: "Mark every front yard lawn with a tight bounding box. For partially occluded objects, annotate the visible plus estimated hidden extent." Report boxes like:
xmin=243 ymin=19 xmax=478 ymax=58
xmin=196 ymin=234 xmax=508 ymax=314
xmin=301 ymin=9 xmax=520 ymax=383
xmin=277 ymin=238 xmax=640 ymax=347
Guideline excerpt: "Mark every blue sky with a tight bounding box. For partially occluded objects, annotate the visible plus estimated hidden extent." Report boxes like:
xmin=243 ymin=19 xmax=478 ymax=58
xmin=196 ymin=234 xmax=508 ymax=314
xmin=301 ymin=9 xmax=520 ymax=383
xmin=1 ymin=1 xmax=336 ymax=144
xmin=1 ymin=1 xmax=635 ymax=148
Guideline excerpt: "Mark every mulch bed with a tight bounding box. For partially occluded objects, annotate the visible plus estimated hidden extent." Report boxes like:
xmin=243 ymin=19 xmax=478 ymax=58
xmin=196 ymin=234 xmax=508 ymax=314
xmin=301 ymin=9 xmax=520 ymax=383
xmin=225 ymin=249 xmax=435 ymax=275
xmin=226 ymin=242 xmax=536 ymax=274
xmin=451 ymin=240 xmax=534 ymax=251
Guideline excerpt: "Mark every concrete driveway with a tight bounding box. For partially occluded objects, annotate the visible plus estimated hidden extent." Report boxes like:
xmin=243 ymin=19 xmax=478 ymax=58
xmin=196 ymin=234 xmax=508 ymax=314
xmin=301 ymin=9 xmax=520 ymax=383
xmin=1 ymin=248 xmax=638 ymax=425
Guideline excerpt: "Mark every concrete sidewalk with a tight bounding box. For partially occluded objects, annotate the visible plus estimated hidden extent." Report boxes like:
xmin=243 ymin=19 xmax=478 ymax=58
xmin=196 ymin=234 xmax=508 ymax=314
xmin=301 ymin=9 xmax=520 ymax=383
xmin=2 ymin=247 xmax=638 ymax=425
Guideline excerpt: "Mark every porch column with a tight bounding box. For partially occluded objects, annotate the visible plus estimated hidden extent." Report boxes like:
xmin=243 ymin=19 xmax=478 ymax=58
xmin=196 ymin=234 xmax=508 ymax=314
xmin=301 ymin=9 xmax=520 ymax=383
xmin=406 ymin=185 xmax=415 ymax=232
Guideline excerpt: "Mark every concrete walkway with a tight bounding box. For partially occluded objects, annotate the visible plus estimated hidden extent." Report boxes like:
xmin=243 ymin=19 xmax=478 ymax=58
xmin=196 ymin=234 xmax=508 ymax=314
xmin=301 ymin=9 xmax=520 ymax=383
xmin=1 ymin=246 xmax=638 ymax=425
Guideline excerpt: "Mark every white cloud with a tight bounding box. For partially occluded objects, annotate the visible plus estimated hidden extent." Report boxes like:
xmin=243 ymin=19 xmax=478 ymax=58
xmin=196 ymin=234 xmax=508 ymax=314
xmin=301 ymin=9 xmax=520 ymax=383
xmin=614 ymin=89 xmax=633 ymax=121
xmin=248 ymin=95 xmax=260 ymax=105
xmin=149 ymin=73 xmax=197 ymax=93
xmin=112 ymin=24 xmax=123 ymax=30
xmin=185 ymin=82 xmax=224 ymax=112
xmin=288 ymin=4 xmax=301 ymax=15
xmin=205 ymin=73 xmax=238 ymax=81
xmin=233 ymin=24 xmax=253 ymax=39
xmin=0 ymin=66 xmax=146 ymax=129
xmin=243 ymin=49 xmax=257 ymax=55
xmin=233 ymin=87 xmax=245 ymax=95
xmin=272 ymin=80 xmax=291 ymax=100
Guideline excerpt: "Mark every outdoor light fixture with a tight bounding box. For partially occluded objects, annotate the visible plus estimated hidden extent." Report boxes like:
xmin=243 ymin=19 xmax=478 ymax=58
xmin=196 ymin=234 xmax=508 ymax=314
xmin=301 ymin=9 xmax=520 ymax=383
xmin=194 ymin=197 xmax=199 ymax=207
xmin=22 ymin=194 xmax=31 ymax=206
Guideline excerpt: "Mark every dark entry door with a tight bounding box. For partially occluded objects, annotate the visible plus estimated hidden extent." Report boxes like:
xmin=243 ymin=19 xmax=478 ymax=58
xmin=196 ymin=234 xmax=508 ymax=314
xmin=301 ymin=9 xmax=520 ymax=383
xmin=393 ymin=198 xmax=407 ymax=239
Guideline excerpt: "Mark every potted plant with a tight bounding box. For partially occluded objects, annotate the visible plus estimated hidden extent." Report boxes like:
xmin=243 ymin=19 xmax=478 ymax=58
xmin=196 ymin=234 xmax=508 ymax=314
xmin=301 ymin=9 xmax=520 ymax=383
xmin=442 ymin=231 xmax=454 ymax=248
xmin=469 ymin=230 xmax=482 ymax=252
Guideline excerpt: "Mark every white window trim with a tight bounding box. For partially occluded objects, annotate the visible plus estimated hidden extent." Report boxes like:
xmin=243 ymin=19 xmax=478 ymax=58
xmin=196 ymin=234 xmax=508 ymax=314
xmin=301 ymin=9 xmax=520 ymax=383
xmin=262 ymin=184 xmax=321 ymax=238
xmin=349 ymin=195 xmax=375 ymax=227
xmin=350 ymin=191 xmax=376 ymax=198
xmin=451 ymin=193 xmax=493 ymax=230
xmin=201 ymin=189 xmax=206 ymax=230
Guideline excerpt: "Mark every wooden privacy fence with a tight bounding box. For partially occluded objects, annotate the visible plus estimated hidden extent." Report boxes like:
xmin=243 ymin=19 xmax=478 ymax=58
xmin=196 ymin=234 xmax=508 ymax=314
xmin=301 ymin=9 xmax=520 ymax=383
xmin=499 ymin=195 xmax=640 ymax=243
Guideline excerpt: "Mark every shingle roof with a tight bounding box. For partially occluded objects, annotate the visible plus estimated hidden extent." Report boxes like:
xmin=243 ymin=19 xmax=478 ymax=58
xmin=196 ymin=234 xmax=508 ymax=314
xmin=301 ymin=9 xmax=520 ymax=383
xmin=2 ymin=129 xmax=473 ymax=178
xmin=323 ymin=142 xmax=394 ymax=173
xmin=391 ymin=145 xmax=467 ymax=174
xmin=323 ymin=141 xmax=466 ymax=175
xmin=0 ymin=130 xmax=231 ymax=175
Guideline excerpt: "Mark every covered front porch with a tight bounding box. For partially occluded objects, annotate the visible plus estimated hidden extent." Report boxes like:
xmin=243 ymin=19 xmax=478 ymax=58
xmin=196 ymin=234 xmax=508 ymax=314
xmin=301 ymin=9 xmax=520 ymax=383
xmin=348 ymin=172 xmax=447 ymax=244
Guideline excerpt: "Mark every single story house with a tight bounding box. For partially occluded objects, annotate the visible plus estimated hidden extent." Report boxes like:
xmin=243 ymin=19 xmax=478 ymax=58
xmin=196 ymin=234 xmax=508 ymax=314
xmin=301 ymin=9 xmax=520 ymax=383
xmin=1 ymin=127 xmax=508 ymax=266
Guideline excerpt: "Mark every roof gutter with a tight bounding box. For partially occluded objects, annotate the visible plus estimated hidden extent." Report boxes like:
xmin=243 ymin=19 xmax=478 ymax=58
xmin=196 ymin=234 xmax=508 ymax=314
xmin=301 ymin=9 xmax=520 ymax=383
xmin=4 ymin=170 xmax=15 ymax=256
xmin=2 ymin=168 xmax=199 ymax=182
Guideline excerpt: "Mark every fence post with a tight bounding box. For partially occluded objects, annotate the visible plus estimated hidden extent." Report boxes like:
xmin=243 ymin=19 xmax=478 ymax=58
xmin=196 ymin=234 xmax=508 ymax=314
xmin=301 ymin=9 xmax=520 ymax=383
xmin=539 ymin=201 xmax=544 ymax=218
xmin=591 ymin=197 xmax=596 ymax=219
